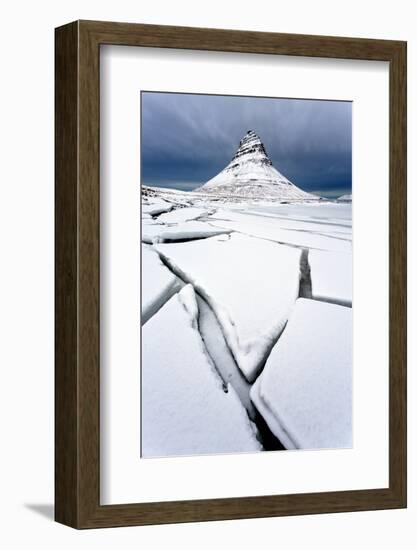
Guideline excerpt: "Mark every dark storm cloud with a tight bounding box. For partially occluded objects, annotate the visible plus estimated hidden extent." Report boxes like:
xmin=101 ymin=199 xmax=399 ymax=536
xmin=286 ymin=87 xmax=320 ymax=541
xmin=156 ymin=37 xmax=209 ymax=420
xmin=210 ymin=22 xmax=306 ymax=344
xmin=141 ymin=91 xmax=352 ymax=198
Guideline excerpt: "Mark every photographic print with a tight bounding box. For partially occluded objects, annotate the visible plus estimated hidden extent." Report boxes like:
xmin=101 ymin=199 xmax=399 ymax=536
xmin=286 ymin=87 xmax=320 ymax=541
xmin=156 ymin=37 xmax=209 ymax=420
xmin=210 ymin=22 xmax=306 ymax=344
xmin=141 ymin=91 xmax=352 ymax=458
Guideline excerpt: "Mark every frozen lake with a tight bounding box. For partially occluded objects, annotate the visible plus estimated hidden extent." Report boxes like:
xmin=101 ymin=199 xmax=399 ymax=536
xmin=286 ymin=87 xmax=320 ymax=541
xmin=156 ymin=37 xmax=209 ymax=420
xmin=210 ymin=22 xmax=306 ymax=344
xmin=141 ymin=195 xmax=352 ymax=458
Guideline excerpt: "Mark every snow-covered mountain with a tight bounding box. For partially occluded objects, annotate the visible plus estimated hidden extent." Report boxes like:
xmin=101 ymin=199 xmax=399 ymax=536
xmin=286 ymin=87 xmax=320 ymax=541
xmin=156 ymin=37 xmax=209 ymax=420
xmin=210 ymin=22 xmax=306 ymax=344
xmin=196 ymin=130 xmax=318 ymax=202
xmin=336 ymin=194 xmax=352 ymax=203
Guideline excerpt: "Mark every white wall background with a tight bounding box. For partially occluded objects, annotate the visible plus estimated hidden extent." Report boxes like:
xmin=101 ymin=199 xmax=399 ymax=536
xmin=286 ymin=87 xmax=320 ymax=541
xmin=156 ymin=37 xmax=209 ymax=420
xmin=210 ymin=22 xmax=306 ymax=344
xmin=0 ymin=0 xmax=415 ymax=547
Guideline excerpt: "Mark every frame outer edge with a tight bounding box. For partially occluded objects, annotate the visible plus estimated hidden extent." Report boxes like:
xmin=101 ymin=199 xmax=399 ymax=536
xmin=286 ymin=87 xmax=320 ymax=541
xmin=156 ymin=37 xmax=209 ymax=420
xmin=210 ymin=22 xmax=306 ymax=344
xmin=55 ymin=21 xmax=80 ymax=528
xmin=77 ymin=19 xmax=101 ymax=528
xmin=389 ymin=41 xmax=407 ymax=507
xmin=55 ymin=19 xmax=408 ymax=528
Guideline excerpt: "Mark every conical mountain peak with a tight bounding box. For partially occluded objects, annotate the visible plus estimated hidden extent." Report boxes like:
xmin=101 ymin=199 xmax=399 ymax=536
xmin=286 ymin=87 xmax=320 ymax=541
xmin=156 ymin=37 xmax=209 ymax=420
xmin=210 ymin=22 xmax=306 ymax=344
xmin=232 ymin=130 xmax=272 ymax=168
xmin=197 ymin=130 xmax=317 ymax=202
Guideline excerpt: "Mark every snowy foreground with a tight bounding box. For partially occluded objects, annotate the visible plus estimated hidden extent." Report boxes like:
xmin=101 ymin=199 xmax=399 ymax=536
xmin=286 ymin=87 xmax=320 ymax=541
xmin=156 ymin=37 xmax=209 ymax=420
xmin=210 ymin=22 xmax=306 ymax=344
xmin=141 ymin=191 xmax=352 ymax=458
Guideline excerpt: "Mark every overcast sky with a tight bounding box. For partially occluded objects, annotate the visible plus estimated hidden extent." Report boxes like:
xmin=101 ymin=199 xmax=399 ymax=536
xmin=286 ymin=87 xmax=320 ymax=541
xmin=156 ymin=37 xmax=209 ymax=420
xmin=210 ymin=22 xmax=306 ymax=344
xmin=141 ymin=91 xmax=352 ymax=198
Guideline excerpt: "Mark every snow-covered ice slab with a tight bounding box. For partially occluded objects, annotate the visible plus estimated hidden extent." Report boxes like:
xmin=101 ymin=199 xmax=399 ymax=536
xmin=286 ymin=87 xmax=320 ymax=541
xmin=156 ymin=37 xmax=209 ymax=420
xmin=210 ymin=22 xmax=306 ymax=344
xmin=142 ymin=199 xmax=173 ymax=216
xmin=309 ymin=250 xmax=352 ymax=306
xmin=251 ymin=298 xmax=352 ymax=450
xmin=142 ymin=220 xmax=232 ymax=244
xmin=141 ymin=245 xmax=182 ymax=324
xmin=142 ymin=285 xmax=262 ymax=457
xmin=155 ymin=234 xmax=301 ymax=382
xmin=157 ymin=206 xmax=209 ymax=223
xmin=196 ymin=295 xmax=255 ymax=418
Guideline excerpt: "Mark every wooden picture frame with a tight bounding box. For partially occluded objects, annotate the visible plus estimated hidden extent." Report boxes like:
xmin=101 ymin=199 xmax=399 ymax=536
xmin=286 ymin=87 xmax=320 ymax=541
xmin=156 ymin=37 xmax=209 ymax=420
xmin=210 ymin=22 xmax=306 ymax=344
xmin=55 ymin=20 xmax=407 ymax=529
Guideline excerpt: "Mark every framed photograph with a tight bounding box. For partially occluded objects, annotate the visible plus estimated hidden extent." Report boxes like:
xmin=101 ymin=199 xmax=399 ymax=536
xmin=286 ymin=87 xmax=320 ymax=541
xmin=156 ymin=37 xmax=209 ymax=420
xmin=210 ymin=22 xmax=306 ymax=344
xmin=55 ymin=20 xmax=407 ymax=528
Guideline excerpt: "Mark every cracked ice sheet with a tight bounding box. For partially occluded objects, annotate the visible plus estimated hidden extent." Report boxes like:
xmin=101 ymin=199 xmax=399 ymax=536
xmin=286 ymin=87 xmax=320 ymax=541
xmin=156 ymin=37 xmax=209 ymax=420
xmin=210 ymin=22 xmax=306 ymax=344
xmin=245 ymin=210 xmax=352 ymax=229
xmin=141 ymin=245 xmax=182 ymax=324
xmin=155 ymin=233 xmax=301 ymax=382
xmin=209 ymin=211 xmax=351 ymax=252
xmin=247 ymin=203 xmax=352 ymax=222
xmin=157 ymin=206 xmax=210 ymax=223
xmin=242 ymin=212 xmax=352 ymax=237
xmin=141 ymin=285 xmax=262 ymax=457
xmin=251 ymin=298 xmax=352 ymax=450
xmin=309 ymin=250 xmax=352 ymax=306
xmin=141 ymin=221 xmax=232 ymax=244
